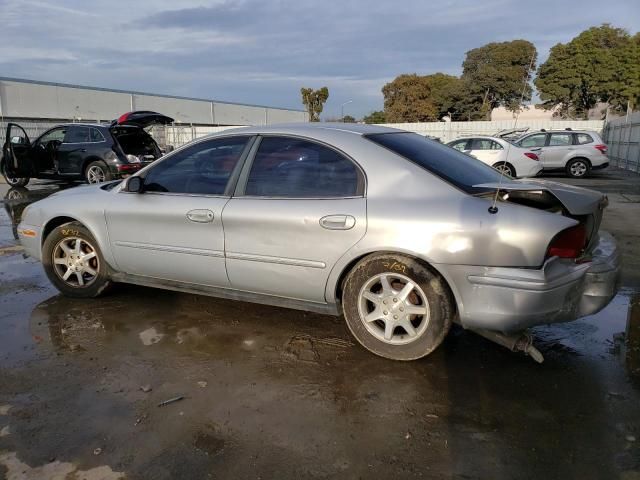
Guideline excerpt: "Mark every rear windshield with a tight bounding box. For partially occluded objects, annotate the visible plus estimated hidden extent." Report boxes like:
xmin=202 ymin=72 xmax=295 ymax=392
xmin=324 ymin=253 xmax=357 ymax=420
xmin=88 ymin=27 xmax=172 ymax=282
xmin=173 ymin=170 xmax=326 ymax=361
xmin=366 ymin=132 xmax=513 ymax=193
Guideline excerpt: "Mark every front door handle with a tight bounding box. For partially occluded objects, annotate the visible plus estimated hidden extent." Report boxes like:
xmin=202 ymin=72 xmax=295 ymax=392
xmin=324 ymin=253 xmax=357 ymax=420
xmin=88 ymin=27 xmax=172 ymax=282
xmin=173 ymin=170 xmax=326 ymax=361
xmin=186 ymin=209 xmax=214 ymax=223
xmin=319 ymin=215 xmax=356 ymax=230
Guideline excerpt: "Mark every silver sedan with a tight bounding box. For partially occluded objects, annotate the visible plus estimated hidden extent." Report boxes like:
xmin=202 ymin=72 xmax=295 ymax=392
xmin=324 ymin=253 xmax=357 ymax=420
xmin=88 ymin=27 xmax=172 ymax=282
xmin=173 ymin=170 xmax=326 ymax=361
xmin=17 ymin=123 xmax=620 ymax=361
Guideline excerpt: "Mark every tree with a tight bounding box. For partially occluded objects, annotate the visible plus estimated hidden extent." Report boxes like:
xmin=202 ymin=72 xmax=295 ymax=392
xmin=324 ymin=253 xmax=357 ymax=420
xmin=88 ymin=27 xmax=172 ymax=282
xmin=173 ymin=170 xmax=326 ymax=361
xmin=461 ymin=39 xmax=537 ymax=118
xmin=362 ymin=110 xmax=386 ymax=124
xmin=423 ymin=73 xmax=467 ymax=120
xmin=342 ymin=115 xmax=356 ymax=123
xmin=535 ymin=25 xmax=639 ymax=118
xmin=300 ymin=87 xmax=329 ymax=122
xmin=382 ymin=74 xmax=437 ymax=122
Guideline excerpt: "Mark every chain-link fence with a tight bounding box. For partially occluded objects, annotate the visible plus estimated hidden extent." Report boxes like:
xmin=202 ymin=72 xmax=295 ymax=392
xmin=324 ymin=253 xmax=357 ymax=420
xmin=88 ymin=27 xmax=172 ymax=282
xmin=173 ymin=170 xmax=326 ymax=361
xmin=602 ymin=113 xmax=640 ymax=173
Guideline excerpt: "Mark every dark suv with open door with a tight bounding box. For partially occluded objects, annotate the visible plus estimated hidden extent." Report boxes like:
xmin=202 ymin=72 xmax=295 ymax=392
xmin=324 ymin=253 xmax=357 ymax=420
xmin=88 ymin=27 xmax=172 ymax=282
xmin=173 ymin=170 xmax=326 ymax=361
xmin=1 ymin=111 xmax=173 ymax=186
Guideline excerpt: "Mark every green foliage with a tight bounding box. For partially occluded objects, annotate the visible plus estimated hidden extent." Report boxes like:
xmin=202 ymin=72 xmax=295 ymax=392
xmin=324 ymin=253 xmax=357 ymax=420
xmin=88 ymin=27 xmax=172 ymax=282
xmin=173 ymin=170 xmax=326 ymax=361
xmin=362 ymin=110 xmax=386 ymax=124
xmin=461 ymin=39 xmax=537 ymax=117
xmin=300 ymin=87 xmax=329 ymax=122
xmin=342 ymin=115 xmax=356 ymax=123
xmin=382 ymin=74 xmax=437 ymax=122
xmin=535 ymin=25 xmax=640 ymax=118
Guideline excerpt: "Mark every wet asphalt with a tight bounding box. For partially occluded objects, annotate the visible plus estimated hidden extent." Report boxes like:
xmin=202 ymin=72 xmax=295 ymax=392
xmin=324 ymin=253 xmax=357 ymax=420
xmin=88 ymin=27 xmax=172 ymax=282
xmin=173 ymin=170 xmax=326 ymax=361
xmin=1 ymin=170 xmax=640 ymax=479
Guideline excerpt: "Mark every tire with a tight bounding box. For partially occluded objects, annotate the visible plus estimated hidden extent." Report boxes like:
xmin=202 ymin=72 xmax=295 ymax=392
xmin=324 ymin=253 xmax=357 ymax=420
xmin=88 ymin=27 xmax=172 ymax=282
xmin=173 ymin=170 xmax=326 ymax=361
xmin=566 ymin=158 xmax=590 ymax=178
xmin=84 ymin=160 xmax=113 ymax=184
xmin=1 ymin=160 xmax=29 ymax=187
xmin=492 ymin=162 xmax=515 ymax=177
xmin=342 ymin=253 xmax=454 ymax=361
xmin=42 ymin=221 xmax=111 ymax=298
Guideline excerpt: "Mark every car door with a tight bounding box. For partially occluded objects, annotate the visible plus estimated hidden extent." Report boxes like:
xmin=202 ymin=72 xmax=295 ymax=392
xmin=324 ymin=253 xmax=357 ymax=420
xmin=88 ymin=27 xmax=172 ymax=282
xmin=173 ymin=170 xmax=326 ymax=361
xmin=32 ymin=127 xmax=67 ymax=173
xmin=468 ymin=138 xmax=504 ymax=166
xmin=544 ymin=132 xmax=574 ymax=168
xmin=2 ymin=123 xmax=33 ymax=177
xmin=104 ymin=135 xmax=255 ymax=287
xmin=57 ymin=126 xmax=91 ymax=174
xmin=222 ymin=135 xmax=367 ymax=303
xmin=517 ymin=133 xmax=548 ymax=167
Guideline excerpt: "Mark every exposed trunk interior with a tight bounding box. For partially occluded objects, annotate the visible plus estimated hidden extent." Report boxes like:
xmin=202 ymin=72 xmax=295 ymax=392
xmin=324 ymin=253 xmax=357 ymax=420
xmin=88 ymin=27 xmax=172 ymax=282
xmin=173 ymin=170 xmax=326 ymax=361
xmin=110 ymin=126 xmax=160 ymax=159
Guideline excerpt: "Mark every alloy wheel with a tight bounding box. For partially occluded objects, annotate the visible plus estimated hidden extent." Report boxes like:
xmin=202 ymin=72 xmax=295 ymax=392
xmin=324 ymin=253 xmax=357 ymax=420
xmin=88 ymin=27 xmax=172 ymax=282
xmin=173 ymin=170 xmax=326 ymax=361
xmin=86 ymin=165 xmax=106 ymax=184
xmin=357 ymin=272 xmax=431 ymax=345
xmin=570 ymin=161 xmax=588 ymax=177
xmin=51 ymin=237 xmax=100 ymax=287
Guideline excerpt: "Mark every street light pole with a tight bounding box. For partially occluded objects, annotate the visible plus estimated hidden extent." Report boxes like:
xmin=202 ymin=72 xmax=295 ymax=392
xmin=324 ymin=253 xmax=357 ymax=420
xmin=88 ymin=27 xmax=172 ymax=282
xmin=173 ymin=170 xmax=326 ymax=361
xmin=341 ymin=100 xmax=353 ymax=122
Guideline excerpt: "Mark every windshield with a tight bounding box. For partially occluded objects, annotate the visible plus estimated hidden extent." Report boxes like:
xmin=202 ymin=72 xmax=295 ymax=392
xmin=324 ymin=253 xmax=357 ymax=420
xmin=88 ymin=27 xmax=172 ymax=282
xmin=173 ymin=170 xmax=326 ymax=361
xmin=366 ymin=132 xmax=514 ymax=193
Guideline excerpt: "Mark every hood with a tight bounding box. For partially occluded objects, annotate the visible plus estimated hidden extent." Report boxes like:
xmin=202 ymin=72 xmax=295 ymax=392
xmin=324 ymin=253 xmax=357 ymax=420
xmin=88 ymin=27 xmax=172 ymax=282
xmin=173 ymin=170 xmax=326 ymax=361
xmin=473 ymin=179 xmax=607 ymax=216
xmin=111 ymin=111 xmax=174 ymax=128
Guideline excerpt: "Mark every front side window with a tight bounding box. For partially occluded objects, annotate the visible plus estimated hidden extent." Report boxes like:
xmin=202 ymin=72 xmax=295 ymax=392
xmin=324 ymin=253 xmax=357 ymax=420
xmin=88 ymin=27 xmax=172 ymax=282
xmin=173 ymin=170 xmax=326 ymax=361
xmin=549 ymin=133 xmax=573 ymax=146
xmin=366 ymin=132 xmax=511 ymax=193
xmin=518 ymin=133 xmax=547 ymax=148
xmin=64 ymin=126 xmax=91 ymax=143
xmin=143 ymin=136 xmax=251 ymax=195
xmin=37 ymin=127 xmax=67 ymax=145
xmin=244 ymin=137 xmax=361 ymax=197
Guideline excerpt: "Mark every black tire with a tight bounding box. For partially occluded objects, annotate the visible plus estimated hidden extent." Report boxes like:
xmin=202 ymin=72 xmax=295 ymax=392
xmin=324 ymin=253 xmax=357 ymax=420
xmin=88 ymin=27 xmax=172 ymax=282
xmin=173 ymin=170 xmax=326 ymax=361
xmin=84 ymin=160 xmax=113 ymax=184
xmin=342 ymin=253 xmax=454 ymax=361
xmin=566 ymin=158 xmax=590 ymax=178
xmin=42 ymin=221 xmax=111 ymax=298
xmin=1 ymin=160 xmax=30 ymax=187
xmin=492 ymin=162 xmax=516 ymax=177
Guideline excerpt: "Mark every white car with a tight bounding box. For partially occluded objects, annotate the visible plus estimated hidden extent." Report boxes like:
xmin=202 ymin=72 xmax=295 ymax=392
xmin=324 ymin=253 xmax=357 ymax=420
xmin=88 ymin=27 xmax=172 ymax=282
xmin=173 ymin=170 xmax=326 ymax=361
xmin=447 ymin=136 xmax=542 ymax=178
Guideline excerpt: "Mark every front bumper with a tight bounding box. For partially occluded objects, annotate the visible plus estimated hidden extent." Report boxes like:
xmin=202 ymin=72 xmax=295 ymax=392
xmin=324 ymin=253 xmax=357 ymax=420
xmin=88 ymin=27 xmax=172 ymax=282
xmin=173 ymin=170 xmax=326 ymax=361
xmin=441 ymin=230 xmax=620 ymax=332
xmin=17 ymin=223 xmax=42 ymax=261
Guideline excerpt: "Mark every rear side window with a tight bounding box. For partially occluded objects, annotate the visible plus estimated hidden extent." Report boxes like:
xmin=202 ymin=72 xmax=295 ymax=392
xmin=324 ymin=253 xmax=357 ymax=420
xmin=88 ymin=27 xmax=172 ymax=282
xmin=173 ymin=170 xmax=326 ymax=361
xmin=576 ymin=133 xmax=594 ymax=145
xmin=143 ymin=136 xmax=250 ymax=195
xmin=448 ymin=139 xmax=469 ymax=151
xmin=64 ymin=126 xmax=90 ymax=143
xmin=519 ymin=133 xmax=546 ymax=148
xmin=244 ymin=137 xmax=361 ymax=197
xmin=366 ymin=132 xmax=510 ymax=193
xmin=90 ymin=128 xmax=105 ymax=142
xmin=549 ymin=133 xmax=573 ymax=146
xmin=471 ymin=139 xmax=503 ymax=150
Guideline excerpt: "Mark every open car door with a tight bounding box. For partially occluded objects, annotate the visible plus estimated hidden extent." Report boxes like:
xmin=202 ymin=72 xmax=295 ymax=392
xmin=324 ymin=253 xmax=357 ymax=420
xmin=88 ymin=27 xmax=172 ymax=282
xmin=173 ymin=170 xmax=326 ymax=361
xmin=2 ymin=123 xmax=33 ymax=178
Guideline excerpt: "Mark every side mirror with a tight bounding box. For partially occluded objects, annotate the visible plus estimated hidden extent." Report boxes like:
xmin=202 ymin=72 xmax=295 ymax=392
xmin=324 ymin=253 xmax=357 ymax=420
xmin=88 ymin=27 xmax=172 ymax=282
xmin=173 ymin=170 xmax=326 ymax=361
xmin=126 ymin=176 xmax=144 ymax=193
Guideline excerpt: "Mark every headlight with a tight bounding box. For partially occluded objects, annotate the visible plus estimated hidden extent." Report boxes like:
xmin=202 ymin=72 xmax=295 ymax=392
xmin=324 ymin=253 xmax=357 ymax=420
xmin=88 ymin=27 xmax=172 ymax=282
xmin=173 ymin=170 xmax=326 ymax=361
xmin=126 ymin=154 xmax=141 ymax=163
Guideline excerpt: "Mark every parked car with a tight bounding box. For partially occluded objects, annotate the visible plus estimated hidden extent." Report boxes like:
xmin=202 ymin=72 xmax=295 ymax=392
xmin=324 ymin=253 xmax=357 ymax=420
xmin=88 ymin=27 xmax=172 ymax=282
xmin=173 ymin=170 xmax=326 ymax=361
xmin=512 ymin=129 xmax=609 ymax=178
xmin=17 ymin=124 xmax=619 ymax=361
xmin=446 ymin=136 xmax=542 ymax=177
xmin=1 ymin=111 xmax=173 ymax=187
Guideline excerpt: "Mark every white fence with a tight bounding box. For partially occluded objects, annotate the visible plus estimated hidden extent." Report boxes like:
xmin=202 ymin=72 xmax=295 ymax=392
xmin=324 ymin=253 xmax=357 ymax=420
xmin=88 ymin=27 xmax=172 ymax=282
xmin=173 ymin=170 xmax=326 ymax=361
xmin=601 ymin=112 xmax=640 ymax=173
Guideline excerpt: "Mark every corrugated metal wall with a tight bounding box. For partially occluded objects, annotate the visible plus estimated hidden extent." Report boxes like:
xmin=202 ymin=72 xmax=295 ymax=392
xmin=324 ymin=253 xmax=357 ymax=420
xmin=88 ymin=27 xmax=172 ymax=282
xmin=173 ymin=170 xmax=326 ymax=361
xmin=602 ymin=113 xmax=640 ymax=173
xmin=0 ymin=77 xmax=307 ymax=126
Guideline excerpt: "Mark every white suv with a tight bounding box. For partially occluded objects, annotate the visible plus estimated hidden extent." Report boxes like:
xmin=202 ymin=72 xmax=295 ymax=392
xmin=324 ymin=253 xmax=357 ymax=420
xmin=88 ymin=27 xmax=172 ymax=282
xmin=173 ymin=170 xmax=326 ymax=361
xmin=513 ymin=129 xmax=609 ymax=178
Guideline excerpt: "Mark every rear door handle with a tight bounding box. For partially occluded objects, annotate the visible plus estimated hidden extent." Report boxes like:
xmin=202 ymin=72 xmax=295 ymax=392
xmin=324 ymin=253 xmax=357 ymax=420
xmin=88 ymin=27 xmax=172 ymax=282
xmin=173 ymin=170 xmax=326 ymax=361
xmin=186 ymin=209 xmax=214 ymax=223
xmin=319 ymin=215 xmax=356 ymax=230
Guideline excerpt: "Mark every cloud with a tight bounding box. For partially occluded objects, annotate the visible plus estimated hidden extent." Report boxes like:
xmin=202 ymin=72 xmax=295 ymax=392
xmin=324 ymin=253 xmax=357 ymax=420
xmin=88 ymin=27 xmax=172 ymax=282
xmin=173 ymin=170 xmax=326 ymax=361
xmin=0 ymin=0 xmax=637 ymax=117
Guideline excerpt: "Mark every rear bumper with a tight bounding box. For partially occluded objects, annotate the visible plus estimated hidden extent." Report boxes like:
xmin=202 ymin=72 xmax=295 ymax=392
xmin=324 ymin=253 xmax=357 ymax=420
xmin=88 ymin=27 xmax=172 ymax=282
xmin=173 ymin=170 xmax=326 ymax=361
xmin=440 ymin=231 xmax=620 ymax=332
xmin=592 ymin=161 xmax=609 ymax=170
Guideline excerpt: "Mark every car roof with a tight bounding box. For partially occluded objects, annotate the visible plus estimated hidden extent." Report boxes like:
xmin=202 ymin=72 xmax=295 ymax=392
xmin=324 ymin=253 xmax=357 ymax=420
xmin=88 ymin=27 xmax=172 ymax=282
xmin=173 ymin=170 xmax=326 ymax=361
xmin=523 ymin=130 xmax=596 ymax=135
xmin=215 ymin=122 xmax=402 ymax=136
xmin=57 ymin=123 xmax=110 ymax=129
xmin=448 ymin=135 xmax=504 ymax=141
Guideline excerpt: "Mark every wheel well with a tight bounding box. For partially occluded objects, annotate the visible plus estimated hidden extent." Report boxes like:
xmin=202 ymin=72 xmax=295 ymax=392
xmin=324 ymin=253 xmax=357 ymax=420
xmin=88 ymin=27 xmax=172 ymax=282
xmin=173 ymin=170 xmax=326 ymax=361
xmin=42 ymin=216 xmax=78 ymax=245
xmin=568 ymin=156 xmax=591 ymax=167
xmin=334 ymin=251 xmax=458 ymax=313
xmin=492 ymin=160 xmax=516 ymax=174
xmin=81 ymin=157 xmax=105 ymax=175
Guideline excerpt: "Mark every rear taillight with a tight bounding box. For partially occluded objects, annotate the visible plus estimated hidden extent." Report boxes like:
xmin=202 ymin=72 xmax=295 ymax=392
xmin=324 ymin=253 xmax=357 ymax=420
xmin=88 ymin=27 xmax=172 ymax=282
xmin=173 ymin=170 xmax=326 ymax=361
xmin=594 ymin=144 xmax=607 ymax=154
xmin=547 ymin=224 xmax=587 ymax=259
xmin=524 ymin=152 xmax=539 ymax=161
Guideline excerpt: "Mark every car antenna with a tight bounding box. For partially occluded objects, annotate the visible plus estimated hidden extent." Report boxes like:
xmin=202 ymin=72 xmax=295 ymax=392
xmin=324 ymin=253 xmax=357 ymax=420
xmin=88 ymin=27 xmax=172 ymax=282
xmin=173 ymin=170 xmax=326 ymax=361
xmin=489 ymin=49 xmax=535 ymax=215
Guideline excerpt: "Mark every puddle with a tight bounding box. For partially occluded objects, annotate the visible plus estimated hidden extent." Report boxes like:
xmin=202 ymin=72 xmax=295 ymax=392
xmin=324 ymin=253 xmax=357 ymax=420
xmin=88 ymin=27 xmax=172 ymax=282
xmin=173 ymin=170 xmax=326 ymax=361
xmin=0 ymin=452 xmax=124 ymax=480
xmin=139 ymin=327 xmax=165 ymax=346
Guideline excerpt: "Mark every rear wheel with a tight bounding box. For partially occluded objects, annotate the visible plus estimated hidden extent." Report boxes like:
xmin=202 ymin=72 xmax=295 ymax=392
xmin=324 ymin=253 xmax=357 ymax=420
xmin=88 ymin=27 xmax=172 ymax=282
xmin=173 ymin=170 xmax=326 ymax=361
xmin=42 ymin=221 xmax=111 ymax=298
xmin=85 ymin=160 xmax=113 ymax=184
xmin=1 ymin=160 xmax=29 ymax=187
xmin=342 ymin=253 xmax=454 ymax=360
xmin=492 ymin=162 xmax=515 ymax=177
xmin=566 ymin=158 xmax=590 ymax=178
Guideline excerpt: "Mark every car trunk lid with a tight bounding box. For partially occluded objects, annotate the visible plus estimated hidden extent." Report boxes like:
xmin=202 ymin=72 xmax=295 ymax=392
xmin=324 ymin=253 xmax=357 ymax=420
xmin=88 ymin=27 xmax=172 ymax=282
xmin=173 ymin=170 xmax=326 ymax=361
xmin=111 ymin=111 xmax=174 ymax=128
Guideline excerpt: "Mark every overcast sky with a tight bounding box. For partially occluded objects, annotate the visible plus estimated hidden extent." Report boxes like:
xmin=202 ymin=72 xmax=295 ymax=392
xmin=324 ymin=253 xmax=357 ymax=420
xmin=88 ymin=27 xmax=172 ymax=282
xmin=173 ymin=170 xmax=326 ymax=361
xmin=0 ymin=0 xmax=638 ymax=118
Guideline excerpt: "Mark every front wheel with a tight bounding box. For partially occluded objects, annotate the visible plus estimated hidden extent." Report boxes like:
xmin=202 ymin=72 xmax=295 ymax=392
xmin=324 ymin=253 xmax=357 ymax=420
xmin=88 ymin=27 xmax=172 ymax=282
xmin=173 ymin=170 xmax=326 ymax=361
xmin=1 ymin=160 xmax=29 ymax=187
xmin=566 ymin=158 xmax=590 ymax=178
xmin=85 ymin=160 xmax=113 ymax=184
xmin=42 ymin=221 xmax=112 ymax=298
xmin=492 ymin=162 xmax=515 ymax=177
xmin=342 ymin=253 xmax=454 ymax=360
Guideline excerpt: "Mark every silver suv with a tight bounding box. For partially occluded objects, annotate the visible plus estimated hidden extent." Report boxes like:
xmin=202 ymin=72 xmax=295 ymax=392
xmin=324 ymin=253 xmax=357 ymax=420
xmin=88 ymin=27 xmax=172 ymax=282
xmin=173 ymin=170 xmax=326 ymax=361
xmin=513 ymin=129 xmax=609 ymax=178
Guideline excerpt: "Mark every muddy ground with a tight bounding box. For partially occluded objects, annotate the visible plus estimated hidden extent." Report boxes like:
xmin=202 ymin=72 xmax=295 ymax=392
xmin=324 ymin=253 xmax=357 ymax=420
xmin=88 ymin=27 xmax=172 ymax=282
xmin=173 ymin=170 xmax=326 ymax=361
xmin=1 ymin=169 xmax=640 ymax=479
